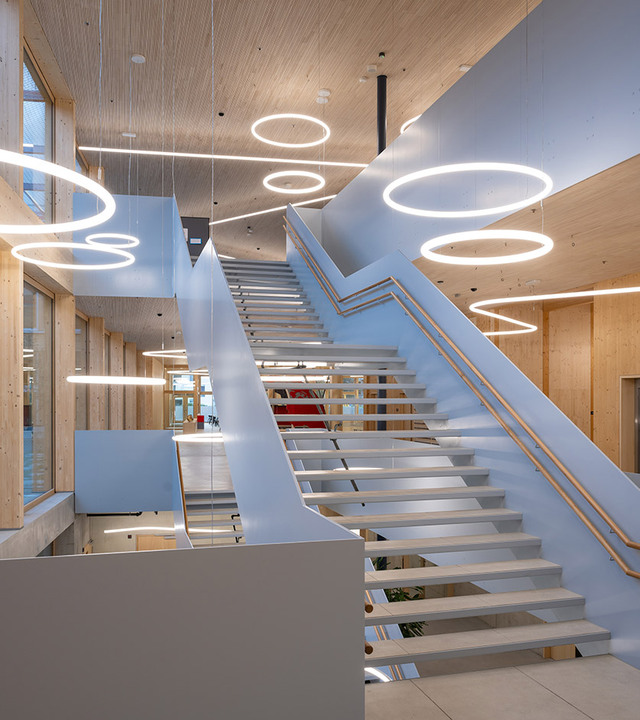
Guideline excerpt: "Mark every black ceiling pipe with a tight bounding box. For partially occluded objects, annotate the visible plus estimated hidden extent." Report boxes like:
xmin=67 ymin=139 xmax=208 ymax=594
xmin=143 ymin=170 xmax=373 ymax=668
xmin=377 ymin=74 xmax=387 ymax=155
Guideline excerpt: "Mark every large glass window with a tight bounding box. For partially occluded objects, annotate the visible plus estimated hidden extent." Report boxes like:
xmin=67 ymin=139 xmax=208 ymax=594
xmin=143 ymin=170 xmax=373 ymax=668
xmin=23 ymin=53 xmax=53 ymax=221
xmin=75 ymin=316 xmax=88 ymax=430
xmin=23 ymin=281 xmax=54 ymax=505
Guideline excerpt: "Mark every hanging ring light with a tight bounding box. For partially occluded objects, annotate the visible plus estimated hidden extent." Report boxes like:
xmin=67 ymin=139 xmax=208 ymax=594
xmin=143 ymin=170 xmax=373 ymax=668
xmin=142 ymin=349 xmax=187 ymax=359
xmin=420 ymin=230 xmax=554 ymax=266
xmin=11 ymin=241 xmax=135 ymax=270
xmin=263 ymin=170 xmax=326 ymax=195
xmin=0 ymin=148 xmax=116 ymax=234
xmin=67 ymin=376 xmax=165 ymax=386
xmin=382 ymin=162 xmax=553 ymax=219
xmin=85 ymin=232 xmax=140 ymax=249
xmin=251 ymin=113 xmax=330 ymax=148
xmin=400 ymin=115 xmax=421 ymax=134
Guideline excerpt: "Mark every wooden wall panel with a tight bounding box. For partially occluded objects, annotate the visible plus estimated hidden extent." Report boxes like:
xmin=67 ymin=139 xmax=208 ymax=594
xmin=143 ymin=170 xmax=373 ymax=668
xmin=54 ymin=293 xmax=76 ymax=491
xmin=547 ymin=303 xmax=592 ymax=438
xmin=87 ymin=317 xmax=105 ymax=430
xmin=593 ymin=272 xmax=640 ymax=465
xmin=496 ymin=303 xmax=544 ymax=389
xmin=0 ymin=250 xmax=23 ymax=528
xmin=108 ymin=332 xmax=124 ymax=430
xmin=150 ymin=358 xmax=164 ymax=430
xmin=0 ymin=0 xmax=23 ymax=192
xmin=124 ymin=342 xmax=137 ymax=430
xmin=136 ymin=353 xmax=164 ymax=430
xmin=53 ymin=97 xmax=76 ymax=230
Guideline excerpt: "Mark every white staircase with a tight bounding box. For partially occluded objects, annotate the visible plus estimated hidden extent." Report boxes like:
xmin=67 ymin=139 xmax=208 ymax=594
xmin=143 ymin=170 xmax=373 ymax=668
xmin=221 ymin=258 xmax=610 ymax=675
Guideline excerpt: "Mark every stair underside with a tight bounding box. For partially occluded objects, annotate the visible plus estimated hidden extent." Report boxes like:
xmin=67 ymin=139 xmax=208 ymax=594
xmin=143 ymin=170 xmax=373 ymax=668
xmin=303 ymin=486 xmax=503 ymax=504
xmin=335 ymin=508 xmax=521 ymax=529
xmin=363 ymin=532 xmax=541 ymax=557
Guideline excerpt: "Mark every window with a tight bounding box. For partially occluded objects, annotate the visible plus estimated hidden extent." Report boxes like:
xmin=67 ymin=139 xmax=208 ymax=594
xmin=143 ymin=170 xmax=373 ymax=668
xmin=75 ymin=315 xmax=89 ymax=430
xmin=23 ymin=281 xmax=54 ymax=506
xmin=23 ymin=51 xmax=53 ymax=220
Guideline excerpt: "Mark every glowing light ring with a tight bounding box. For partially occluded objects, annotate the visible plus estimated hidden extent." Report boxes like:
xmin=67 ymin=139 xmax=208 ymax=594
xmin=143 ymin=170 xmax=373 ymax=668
xmin=67 ymin=375 xmax=165 ymax=386
xmin=251 ymin=113 xmax=330 ymax=148
xmin=471 ymin=285 xmax=640 ymax=337
xmin=400 ymin=115 xmax=420 ymax=134
xmin=0 ymin=148 xmax=116 ymax=234
xmin=382 ymin=162 xmax=553 ymax=219
xmin=421 ymin=230 xmax=554 ymax=266
xmin=172 ymin=433 xmax=225 ymax=443
xmin=11 ymin=242 xmax=134 ymax=270
xmin=142 ymin=349 xmax=187 ymax=359
xmin=85 ymin=232 xmax=140 ymax=249
xmin=365 ymin=667 xmax=392 ymax=683
xmin=262 ymin=170 xmax=326 ymax=195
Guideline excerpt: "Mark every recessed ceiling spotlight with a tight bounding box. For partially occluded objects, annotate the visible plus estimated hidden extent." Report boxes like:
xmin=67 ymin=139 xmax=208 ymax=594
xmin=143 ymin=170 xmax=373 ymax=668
xmin=131 ymin=54 xmax=146 ymax=64
xmin=459 ymin=64 xmax=472 ymax=72
xmin=122 ymin=131 xmax=136 ymax=138
xmin=525 ymin=279 xmax=541 ymax=286
xmin=358 ymin=76 xmax=368 ymax=83
xmin=316 ymin=96 xmax=329 ymax=104
xmin=318 ymin=89 xmax=331 ymax=97
xmin=367 ymin=64 xmax=377 ymax=73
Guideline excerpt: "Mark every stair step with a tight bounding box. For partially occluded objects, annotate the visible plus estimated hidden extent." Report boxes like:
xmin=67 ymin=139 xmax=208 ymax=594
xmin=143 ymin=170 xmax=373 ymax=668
xmin=335 ymin=508 xmax=521 ymax=529
xmin=233 ymin=292 xmax=307 ymax=299
xmin=253 ymin=342 xmax=397 ymax=354
xmin=281 ymin=430 xmax=461 ymax=439
xmin=185 ymin=518 xmax=242 ymax=527
xmin=365 ymin=558 xmax=562 ymax=590
xmin=251 ymin=337 xmax=334 ymax=345
xmin=221 ymin=259 xmax=290 ymax=267
xmin=295 ymin=465 xmax=485 ymax=481
xmin=255 ymin=356 xmax=407 ymax=366
xmin=189 ymin=530 xmax=245 ymax=540
xmin=304 ymin=486 xmax=503 ymax=505
xmin=244 ymin=320 xmax=324 ymax=327
xmin=367 ymin=588 xmax=585 ymax=625
xmin=364 ymin=532 xmax=541 ymax=557
xmin=270 ymin=396 xmax=436 ymax=406
xmin=277 ymin=412 xmax=446 ymax=423
xmin=289 ymin=446 xmax=467 ymax=460
xmin=365 ymin=620 xmax=610 ymax=666
xmin=235 ymin=300 xmax=311 ymax=308
xmin=259 ymin=367 xmax=417 ymax=376
xmin=245 ymin=325 xmax=327 ymax=333
xmin=238 ymin=308 xmax=317 ymax=316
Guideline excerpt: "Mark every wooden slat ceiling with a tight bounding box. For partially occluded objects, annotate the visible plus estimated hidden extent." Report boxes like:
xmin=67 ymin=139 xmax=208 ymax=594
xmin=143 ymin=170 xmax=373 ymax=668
xmin=30 ymin=0 xmax=541 ymax=260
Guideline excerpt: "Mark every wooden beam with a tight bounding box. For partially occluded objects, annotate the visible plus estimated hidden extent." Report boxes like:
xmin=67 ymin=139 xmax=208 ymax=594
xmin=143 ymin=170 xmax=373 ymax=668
xmin=0 ymin=249 xmax=23 ymax=528
xmin=53 ymin=97 xmax=76 ymax=234
xmin=87 ymin=316 xmax=105 ymax=430
xmin=109 ymin=332 xmax=124 ymax=429
xmin=124 ymin=342 xmax=137 ymax=430
xmin=54 ymin=293 xmax=75 ymax=491
xmin=0 ymin=0 xmax=23 ymax=193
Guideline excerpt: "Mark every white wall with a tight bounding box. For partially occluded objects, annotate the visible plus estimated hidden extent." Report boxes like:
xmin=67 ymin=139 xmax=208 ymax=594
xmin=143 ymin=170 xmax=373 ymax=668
xmin=320 ymin=0 xmax=640 ymax=273
xmin=0 ymin=538 xmax=363 ymax=720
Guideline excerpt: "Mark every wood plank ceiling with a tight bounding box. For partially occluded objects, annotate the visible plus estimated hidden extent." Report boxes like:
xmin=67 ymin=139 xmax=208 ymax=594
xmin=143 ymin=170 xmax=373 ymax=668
xmin=30 ymin=0 xmax=542 ymax=260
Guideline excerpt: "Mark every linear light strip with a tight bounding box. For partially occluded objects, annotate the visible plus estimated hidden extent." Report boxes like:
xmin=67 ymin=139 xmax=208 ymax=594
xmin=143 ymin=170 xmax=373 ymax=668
xmin=209 ymin=195 xmax=337 ymax=226
xmin=471 ymin=285 xmax=640 ymax=336
xmin=78 ymin=146 xmax=367 ymax=168
xmin=67 ymin=375 xmax=166 ymax=385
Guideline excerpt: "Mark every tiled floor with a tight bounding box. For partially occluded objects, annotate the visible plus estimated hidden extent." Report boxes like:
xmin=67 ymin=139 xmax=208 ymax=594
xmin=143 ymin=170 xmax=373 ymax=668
xmin=365 ymin=655 xmax=640 ymax=720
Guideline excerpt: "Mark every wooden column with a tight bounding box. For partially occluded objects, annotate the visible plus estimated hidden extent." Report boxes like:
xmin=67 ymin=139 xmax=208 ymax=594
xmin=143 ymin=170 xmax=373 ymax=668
xmin=53 ymin=97 xmax=75 ymax=231
xmin=150 ymin=358 xmax=164 ymax=429
xmin=109 ymin=332 xmax=124 ymax=429
xmin=0 ymin=0 xmax=23 ymax=193
xmin=0 ymin=248 xmax=23 ymax=528
xmin=124 ymin=342 xmax=137 ymax=430
xmin=87 ymin=317 xmax=105 ymax=429
xmin=54 ymin=293 xmax=76 ymax=491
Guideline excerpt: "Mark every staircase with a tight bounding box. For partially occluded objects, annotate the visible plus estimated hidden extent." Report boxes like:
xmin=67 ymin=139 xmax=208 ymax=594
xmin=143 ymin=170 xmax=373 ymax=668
xmin=222 ymin=257 xmax=610 ymax=675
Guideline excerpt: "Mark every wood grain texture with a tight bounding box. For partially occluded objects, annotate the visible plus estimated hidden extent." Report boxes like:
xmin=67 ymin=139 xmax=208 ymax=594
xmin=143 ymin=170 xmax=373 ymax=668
xmin=496 ymin=303 xmax=543 ymax=389
xmin=124 ymin=341 xmax=137 ymax=430
xmin=0 ymin=249 xmax=24 ymax=528
xmin=87 ymin=316 xmax=105 ymax=429
xmin=108 ymin=331 xmax=124 ymax=430
xmin=136 ymin=354 xmax=164 ymax=430
xmin=547 ymin=303 xmax=592 ymax=438
xmin=593 ymin=272 xmax=640 ymax=464
xmin=29 ymin=0 xmax=540 ymax=260
xmin=54 ymin=293 xmax=76 ymax=491
xmin=0 ymin=0 xmax=23 ymax=192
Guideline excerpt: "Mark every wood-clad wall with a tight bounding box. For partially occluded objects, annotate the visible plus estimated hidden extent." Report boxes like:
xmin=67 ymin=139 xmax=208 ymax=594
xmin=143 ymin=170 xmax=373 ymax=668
xmin=495 ymin=303 xmax=544 ymax=389
xmin=109 ymin=332 xmax=124 ymax=430
xmin=136 ymin=353 xmax=164 ymax=430
xmin=54 ymin=294 xmax=76 ymax=491
xmin=87 ymin=317 xmax=106 ymax=430
xmin=124 ymin=342 xmax=137 ymax=430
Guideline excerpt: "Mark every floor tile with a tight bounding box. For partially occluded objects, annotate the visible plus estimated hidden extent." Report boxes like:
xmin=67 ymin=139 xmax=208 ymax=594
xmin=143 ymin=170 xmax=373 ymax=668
xmin=365 ymin=679 xmax=451 ymax=720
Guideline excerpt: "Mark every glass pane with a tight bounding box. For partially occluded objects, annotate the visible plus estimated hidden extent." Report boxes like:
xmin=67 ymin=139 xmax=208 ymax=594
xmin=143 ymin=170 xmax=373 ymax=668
xmin=75 ymin=316 xmax=88 ymax=430
xmin=199 ymin=374 xmax=212 ymax=393
xmin=23 ymin=55 xmax=52 ymax=221
xmin=172 ymin=373 xmax=194 ymax=391
xmin=199 ymin=394 xmax=217 ymax=425
xmin=24 ymin=282 xmax=53 ymax=505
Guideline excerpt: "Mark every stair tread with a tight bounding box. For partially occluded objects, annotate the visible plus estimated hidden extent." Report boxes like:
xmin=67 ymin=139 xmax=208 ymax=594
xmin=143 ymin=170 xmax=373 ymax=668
xmin=365 ymin=620 xmax=610 ymax=665
xmin=295 ymin=465 xmax=486 ymax=479
xmin=259 ymin=367 xmax=416 ymax=375
xmin=289 ymin=446 xmax=470 ymax=458
xmin=303 ymin=486 xmax=503 ymax=504
xmin=267 ymin=382 xmax=425 ymax=389
xmin=367 ymin=588 xmax=585 ymax=624
xmin=281 ymin=430 xmax=461 ymax=439
xmin=252 ymin=337 xmax=333 ymax=344
xmin=335 ymin=508 xmax=521 ymax=528
xmin=279 ymin=413 xmax=445 ymax=422
xmin=365 ymin=558 xmax=562 ymax=588
xmin=253 ymin=342 xmax=396 ymax=351
xmin=364 ymin=532 xmax=541 ymax=556
xmin=270 ymin=396 xmax=436 ymax=405
xmin=189 ymin=531 xmax=244 ymax=539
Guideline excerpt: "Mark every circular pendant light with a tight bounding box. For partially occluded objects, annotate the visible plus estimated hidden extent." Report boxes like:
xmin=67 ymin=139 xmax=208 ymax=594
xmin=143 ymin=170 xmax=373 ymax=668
xmin=142 ymin=349 xmax=187 ymax=359
xmin=400 ymin=115 xmax=421 ymax=134
xmin=262 ymin=170 xmax=326 ymax=195
xmin=67 ymin=375 xmax=165 ymax=386
xmin=0 ymin=148 xmax=116 ymax=234
xmin=85 ymin=232 xmax=140 ymax=248
xmin=251 ymin=113 xmax=330 ymax=148
xmin=382 ymin=162 xmax=553 ymax=219
xmin=172 ymin=433 xmax=225 ymax=443
xmin=420 ymin=230 xmax=554 ymax=266
xmin=11 ymin=241 xmax=135 ymax=270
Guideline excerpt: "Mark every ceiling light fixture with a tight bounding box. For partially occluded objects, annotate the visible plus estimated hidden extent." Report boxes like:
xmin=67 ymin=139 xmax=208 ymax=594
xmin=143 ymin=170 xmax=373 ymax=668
xmin=85 ymin=232 xmax=140 ymax=249
xmin=459 ymin=64 xmax=473 ymax=72
xmin=251 ymin=113 xmax=330 ymax=148
xmin=382 ymin=162 xmax=553 ymax=219
xmin=365 ymin=668 xmax=391 ymax=683
xmin=104 ymin=526 xmax=173 ymax=535
xmin=143 ymin=349 xmax=187 ymax=359
xmin=171 ymin=433 xmax=225 ymax=443
xmin=121 ymin=131 xmax=137 ymax=138
xmin=130 ymin=54 xmax=146 ymax=64
xmin=11 ymin=241 xmax=135 ymax=270
xmin=471 ymin=285 xmax=640 ymax=336
xmin=218 ymin=254 xmax=237 ymax=259
xmin=400 ymin=115 xmax=421 ymax=134
xmin=263 ymin=170 xmax=326 ymax=195
xmin=315 ymin=97 xmax=329 ymax=105
xmin=67 ymin=375 xmax=166 ymax=385
xmin=78 ymin=145 xmax=365 ymax=168
xmin=0 ymin=148 xmax=115 ymax=234
xmin=318 ymin=89 xmax=331 ymax=97
xmin=209 ymin=195 xmax=336 ymax=226
xmin=420 ymin=229 xmax=554 ymax=266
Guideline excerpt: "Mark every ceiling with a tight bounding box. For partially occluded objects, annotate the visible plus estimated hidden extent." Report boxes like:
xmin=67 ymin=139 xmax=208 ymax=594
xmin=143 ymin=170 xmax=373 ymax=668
xmin=31 ymin=0 xmax=542 ymax=260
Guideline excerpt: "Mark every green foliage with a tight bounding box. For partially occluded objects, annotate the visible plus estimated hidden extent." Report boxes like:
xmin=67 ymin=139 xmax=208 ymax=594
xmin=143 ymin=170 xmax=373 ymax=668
xmin=383 ymin=585 xmax=426 ymax=637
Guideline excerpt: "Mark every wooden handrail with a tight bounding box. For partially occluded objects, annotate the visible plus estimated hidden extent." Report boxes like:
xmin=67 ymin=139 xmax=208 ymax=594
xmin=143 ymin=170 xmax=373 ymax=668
xmin=284 ymin=216 xmax=640 ymax=580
